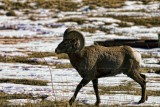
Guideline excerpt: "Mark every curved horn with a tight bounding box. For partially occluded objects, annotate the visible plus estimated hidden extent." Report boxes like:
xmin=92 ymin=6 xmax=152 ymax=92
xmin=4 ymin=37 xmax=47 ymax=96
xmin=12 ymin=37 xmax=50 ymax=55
xmin=66 ymin=30 xmax=85 ymax=51
xmin=63 ymin=28 xmax=73 ymax=39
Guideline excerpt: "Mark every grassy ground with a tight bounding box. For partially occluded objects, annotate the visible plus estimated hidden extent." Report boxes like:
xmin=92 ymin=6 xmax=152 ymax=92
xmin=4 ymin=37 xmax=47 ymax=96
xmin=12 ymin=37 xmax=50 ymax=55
xmin=107 ymin=15 xmax=160 ymax=27
xmin=0 ymin=98 xmax=103 ymax=107
xmin=83 ymin=0 xmax=126 ymax=8
xmin=0 ymin=51 xmax=71 ymax=68
xmin=0 ymin=78 xmax=48 ymax=86
xmin=0 ymin=92 xmax=33 ymax=106
xmin=57 ymin=17 xmax=88 ymax=25
xmin=98 ymin=82 xmax=160 ymax=96
xmin=1 ymin=0 xmax=127 ymax=12
xmin=2 ymin=0 xmax=79 ymax=11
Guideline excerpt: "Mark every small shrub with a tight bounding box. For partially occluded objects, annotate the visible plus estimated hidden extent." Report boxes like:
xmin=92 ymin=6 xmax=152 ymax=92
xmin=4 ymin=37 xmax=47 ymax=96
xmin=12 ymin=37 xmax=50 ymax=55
xmin=117 ymin=22 xmax=131 ymax=27
xmin=0 ymin=5 xmax=7 ymax=10
xmin=29 ymin=16 xmax=37 ymax=21
xmin=6 ymin=10 xmax=16 ymax=16
xmin=155 ymin=69 xmax=160 ymax=74
xmin=89 ymin=5 xmax=97 ymax=10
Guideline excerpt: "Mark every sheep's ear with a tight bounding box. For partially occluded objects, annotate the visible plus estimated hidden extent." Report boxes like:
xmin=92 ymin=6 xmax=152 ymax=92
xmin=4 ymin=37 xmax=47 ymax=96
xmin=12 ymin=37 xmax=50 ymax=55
xmin=72 ymin=38 xmax=80 ymax=49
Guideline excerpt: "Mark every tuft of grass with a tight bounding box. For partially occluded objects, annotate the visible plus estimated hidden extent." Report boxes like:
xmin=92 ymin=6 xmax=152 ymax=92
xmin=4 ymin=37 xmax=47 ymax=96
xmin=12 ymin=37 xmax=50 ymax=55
xmin=28 ymin=52 xmax=68 ymax=59
xmin=0 ymin=92 xmax=33 ymax=100
xmin=2 ymin=0 xmax=78 ymax=11
xmin=98 ymin=81 xmax=160 ymax=96
xmin=56 ymin=53 xmax=69 ymax=59
xmin=6 ymin=10 xmax=17 ymax=16
xmin=139 ymin=68 xmax=160 ymax=73
xmin=0 ymin=5 xmax=7 ymax=10
xmin=35 ymin=0 xmax=79 ymax=11
xmin=89 ymin=5 xmax=97 ymax=10
xmin=83 ymin=0 xmax=126 ymax=8
xmin=0 ymin=92 xmax=32 ymax=106
xmin=19 ymin=100 xmax=96 ymax=107
xmin=0 ymin=92 xmax=42 ymax=107
xmin=57 ymin=18 xmax=87 ymax=25
xmin=0 ymin=52 xmax=70 ymax=68
xmin=2 ymin=55 xmax=45 ymax=65
xmin=0 ymin=94 xmax=95 ymax=107
xmin=29 ymin=16 xmax=37 ymax=21
xmin=55 ymin=63 xmax=72 ymax=69
xmin=28 ymin=52 xmax=56 ymax=58
xmin=117 ymin=22 xmax=132 ymax=27
xmin=0 ymin=78 xmax=48 ymax=86
xmin=80 ymin=27 xmax=97 ymax=33
xmin=155 ymin=69 xmax=160 ymax=74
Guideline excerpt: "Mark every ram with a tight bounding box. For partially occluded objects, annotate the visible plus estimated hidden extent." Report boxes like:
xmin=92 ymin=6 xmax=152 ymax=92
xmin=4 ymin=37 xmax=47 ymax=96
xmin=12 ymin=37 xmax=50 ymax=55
xmin=55 ymin=28 xmax=147 ymax=106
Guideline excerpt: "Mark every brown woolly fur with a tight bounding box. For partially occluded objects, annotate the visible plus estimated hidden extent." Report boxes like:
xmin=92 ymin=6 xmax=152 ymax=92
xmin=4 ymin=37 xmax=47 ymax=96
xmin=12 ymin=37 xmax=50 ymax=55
xmin=55 ymin=28 xmax=147 ymax=106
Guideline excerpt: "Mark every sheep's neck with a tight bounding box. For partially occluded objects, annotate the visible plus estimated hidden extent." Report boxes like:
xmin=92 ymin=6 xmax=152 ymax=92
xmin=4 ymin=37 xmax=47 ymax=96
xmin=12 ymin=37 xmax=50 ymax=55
xmin=68 ymin=52 xmax=83 ymax=68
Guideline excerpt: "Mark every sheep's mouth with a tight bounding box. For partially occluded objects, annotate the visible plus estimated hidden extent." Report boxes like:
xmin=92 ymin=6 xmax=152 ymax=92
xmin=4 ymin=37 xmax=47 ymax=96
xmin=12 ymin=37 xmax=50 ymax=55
xmin=55 ymin=49 xmax=61 ymax=54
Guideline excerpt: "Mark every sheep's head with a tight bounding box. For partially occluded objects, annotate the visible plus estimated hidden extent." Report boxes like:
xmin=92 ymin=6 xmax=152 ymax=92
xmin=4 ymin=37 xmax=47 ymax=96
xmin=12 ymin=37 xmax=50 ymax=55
xmin=55 ymin=28 xmax=85 ymax=54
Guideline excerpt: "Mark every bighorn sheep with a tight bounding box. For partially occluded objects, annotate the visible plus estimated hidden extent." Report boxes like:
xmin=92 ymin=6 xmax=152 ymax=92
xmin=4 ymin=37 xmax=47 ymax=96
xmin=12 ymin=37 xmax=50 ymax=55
xmin=55 ymin=28 xmax=147 ymax=106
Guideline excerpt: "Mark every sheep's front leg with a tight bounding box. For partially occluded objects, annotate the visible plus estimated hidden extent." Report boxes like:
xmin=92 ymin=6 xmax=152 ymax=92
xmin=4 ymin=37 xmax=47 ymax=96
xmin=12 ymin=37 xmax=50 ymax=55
xmin=69 ymin=78 xmax=90 ymax=105
xmin=92 ymin=79 xmax=100 ymax=106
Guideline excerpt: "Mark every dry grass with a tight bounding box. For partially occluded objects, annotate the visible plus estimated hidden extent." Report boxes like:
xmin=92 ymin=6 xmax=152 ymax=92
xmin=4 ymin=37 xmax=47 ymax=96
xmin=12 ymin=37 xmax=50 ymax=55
xmin=108 ymin=15 xmax=160 ymax=26
xmin=55 ymin=63 xmax=72 ymax=69
xmin=83 ymin=0 xmax=126 ymax=8
xmin=2 ymin=0 xmax=31 ymax=10
xmin=0 ymin=92 xmax=33 ymax=106
xmin=117 ymin=22 xmax=132 ymax=27
xmin=0 ymin=78 xmax=48 ymax=86
xmin=56 ymin=53 xmax=69 ymax=59
xmin=57 ymin=18 xmax=87 ymax=25
xmin=134 ymin=0 xmax=160 ymax=4
xmin=34 ymin=0 xmax=79 ymax=11
xmin=80 ymin=27 xmax=97 ymax=33
xmin=2 ymin=0 xmax=79 ymax=11
xmin=0 ymin=52 xmax=71 ymax=68
xmin=0 ymin=98 xmax=98 ymax=107
xmin=140 ymin=67 xmax=160 ymax=73
xmin=98 ymin=82 xmax=160 ymax=96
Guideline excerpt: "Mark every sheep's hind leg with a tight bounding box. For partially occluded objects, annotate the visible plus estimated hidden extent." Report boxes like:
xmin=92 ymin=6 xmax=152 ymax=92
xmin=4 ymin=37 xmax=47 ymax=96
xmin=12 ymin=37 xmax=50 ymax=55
xmin=69 ymin=78 xmax=90 ymax=106
xmin=92 ymin=79 xmax=100 ymax=106
xmin=127 ymin=60 xmax=147 ymax=104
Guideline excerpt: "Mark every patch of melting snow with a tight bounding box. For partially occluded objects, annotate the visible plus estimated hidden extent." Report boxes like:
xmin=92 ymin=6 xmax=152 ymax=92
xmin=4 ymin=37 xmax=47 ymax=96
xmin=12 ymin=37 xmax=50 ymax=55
xmin=88 ymin=17 xmax=120 ymax=23
xmin=0 ymin=0 xmax=160 ymax=106
xmin=142 ymin=58 xmax=160 ymax=64
xmin=110 ymin=26 xmax=160 ymax=39
xmin=0 ymin=62 xmax=160 ymax=106
xmin=30 ymin=57 xmax=70 ymax=64
xmin=122 ymin=1 xmax=160 ymax=11
xmin=0 ymin=30 xmax=37 ymax=37
xmin=8 ymin=99 xmax=42 ymax=105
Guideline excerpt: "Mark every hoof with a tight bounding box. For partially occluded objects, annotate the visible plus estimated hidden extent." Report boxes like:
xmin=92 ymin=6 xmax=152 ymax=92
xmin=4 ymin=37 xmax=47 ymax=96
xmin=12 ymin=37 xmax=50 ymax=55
xmin=146 ymin=95 xmax=148 ymax=101
xmin=94 ymin=101 xmax=100 ymax=106
xmin=69 ymin=97 xmax=75 ymax=106
xmin=138 ymin=99 xmax=145 ymax=104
